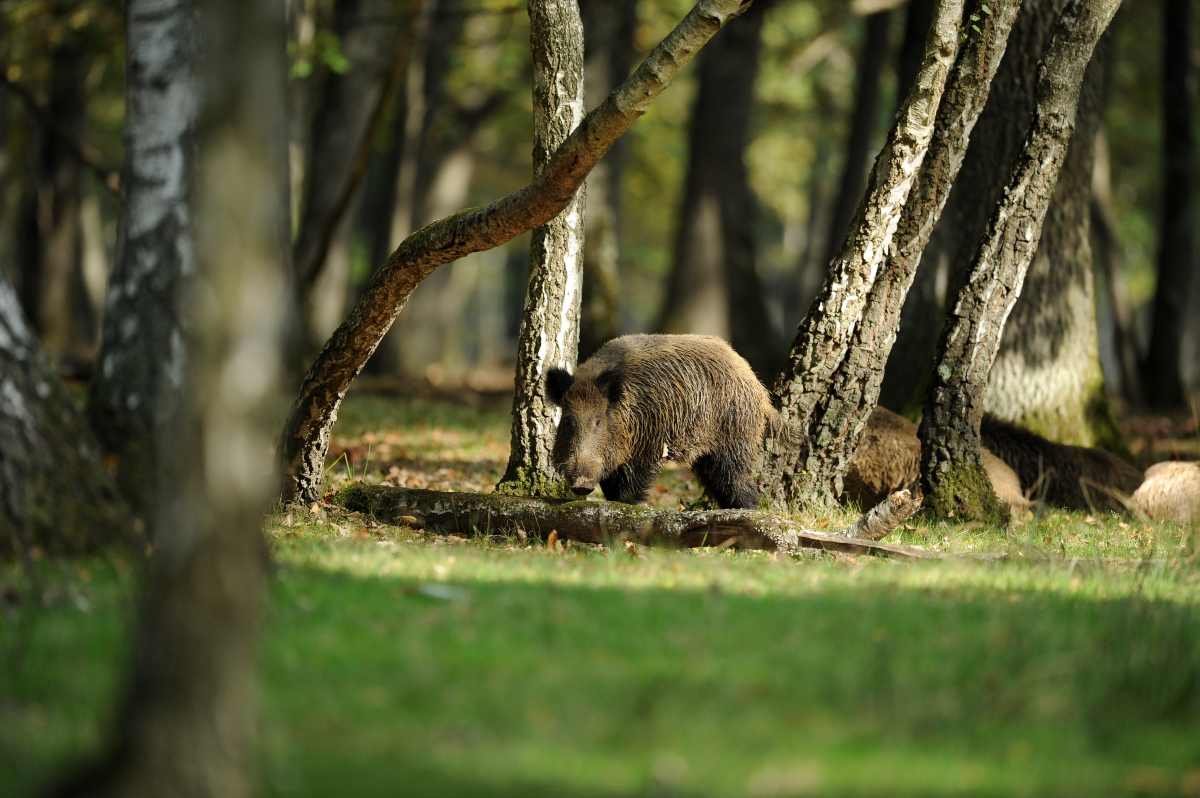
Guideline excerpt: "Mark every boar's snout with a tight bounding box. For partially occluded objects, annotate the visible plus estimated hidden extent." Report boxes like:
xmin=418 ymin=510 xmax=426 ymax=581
xmin=570 ymin=477 xmax=596 ymax=496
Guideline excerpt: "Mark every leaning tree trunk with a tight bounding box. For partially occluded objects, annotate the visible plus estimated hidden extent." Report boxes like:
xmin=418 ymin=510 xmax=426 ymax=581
xmin=88 ymin=0 xmax=196 ymax=515
xmin=1142 ymin=0 xmax=1194 ymax=408
xmin=292 ymin=0 xmax=404 ymax=300
xmin=48 ymin=2 xmax=291 ymax=795
xmin=497 ymin=0 xmax=587 ymax=497
xmin=279 ymin=0 xmax=758 ymax=505
xmin=762 ymin=0 xmax=1021 ymax=506
xmin=818 ymin=9 xmax=892 ymax=274
xmin=654 ymin=0 xmax=779 ymax=378
xmin=0 ymin=275 xmax=128 ymax=555
xmin=757 ymin=0 xmax=965 ymax=508
xmin=578 ymin=0 xmax=637 ymax=358
xmin=919 ymin=0 xmax=1123 ymax=523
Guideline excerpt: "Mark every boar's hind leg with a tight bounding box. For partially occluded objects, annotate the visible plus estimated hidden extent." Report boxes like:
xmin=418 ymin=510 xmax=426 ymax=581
xmin=600 ymin=459 xmax=659 ymax=504
xmin=693 ymin=452 xmax=758 ymax=509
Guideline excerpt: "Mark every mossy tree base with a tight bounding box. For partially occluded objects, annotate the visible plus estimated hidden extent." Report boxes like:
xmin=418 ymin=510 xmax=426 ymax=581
xmin=923 ymin=459 xmax=1010 ymax=526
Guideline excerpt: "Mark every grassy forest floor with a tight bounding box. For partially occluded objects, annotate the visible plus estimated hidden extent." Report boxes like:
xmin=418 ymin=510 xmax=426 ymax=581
xmin=3 ymin=381 xmax=1200 ymax=797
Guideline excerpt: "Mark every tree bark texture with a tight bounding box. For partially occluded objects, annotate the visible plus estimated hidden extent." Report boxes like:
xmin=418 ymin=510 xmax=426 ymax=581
xmin=0 ymin=276 xmax=128 ymax=555
xmin=280 ymin=0 xmax=758 ymax=505
xmin=820 ymin=10 xmax=893 ymax=273
xmin=1142 ymin=0 xmax=1195 ymax=408
xmin=88 ymin=0 xmax=197 ymax=515
xmin=497 ymin=0 xmax=588 ymax=496
xmin=15 ymin=32 xmax=94 ymax=363
xmin=654 ymin=1 xmax=780 ymax=378
xmin=982 ymin=3 xmax=1116 ymax=446
xmin=578 ymin=0 xmax=637 ymax=358
xmin=895 ymin=0 xmax=936 ymax=109
xmin=919 ymin=0 xmax=1122 ymax=523
xmin=49 ymin=3 xmax=291 ymax=796
xmin=770 ymin=0 xmax=1021 ymax=506
xmin=292 ymin=0 xmax=405 ymax=295
xmin=758 ymin=0 xmax=964 ymax=508
xmin=338 ymin=483 xmax=932 ymax=559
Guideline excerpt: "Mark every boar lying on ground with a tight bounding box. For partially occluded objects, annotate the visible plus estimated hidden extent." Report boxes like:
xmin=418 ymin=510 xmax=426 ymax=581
xmin=1133 ymin=461 xmax=1200 ymax=525
xmin=546 ymin=334 xmax=774 ymax=509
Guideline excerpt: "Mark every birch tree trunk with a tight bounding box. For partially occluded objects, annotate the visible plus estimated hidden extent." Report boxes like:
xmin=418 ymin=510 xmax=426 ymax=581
xmin=280 ymin=0 xmax=757 ymax=505
xmin=0 ymin=275 xmax=128 ymax=555
xmin=919 ymin=0 xmax=1123 ymax=523
xmin=49 ymin=2 xmax=291 ymax=794
xmin=766 ymin=0 xmax=1021 ymax=506
xmin=89 ymin=0 xmax=196 ymax=514
xmin=497 ymin=0 xmax=587 ymax=496
xmin=1142 ymin=0 xmax=1195 ymax=408
xmin=655 ymin=0 xmax=779 ymax=378
xmin=758 ymin=0 xmax=964 ymax=508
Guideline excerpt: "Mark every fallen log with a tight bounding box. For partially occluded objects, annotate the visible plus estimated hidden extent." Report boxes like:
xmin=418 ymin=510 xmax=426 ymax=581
xmin=336 ymin=484 xmax=934 ymax=560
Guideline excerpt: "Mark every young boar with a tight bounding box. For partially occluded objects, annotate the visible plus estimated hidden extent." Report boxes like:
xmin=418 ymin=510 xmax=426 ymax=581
xmin=546 ymin=334 xmax=774 ymax=509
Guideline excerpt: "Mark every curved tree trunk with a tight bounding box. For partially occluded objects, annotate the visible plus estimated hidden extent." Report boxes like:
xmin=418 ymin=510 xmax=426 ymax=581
xmin=49 ymin=2 xmax=290 ymax=795
xmin=919 ymin=0 xmax=1123 ymax=523
xmin=655 ymin=0 xmax=779 ymax=377
xmin=578 ymin=0 xmax=637 ymax=358
xmin=757 ymin=0 xmax=965 ymax=508
xmin=279 ymin=0 xmax=759 ymax=505
xmin=0 ymin=275 xmax=127 ymax=555
xmin=497 ymin=0 xmax=587 ymax=496
xmin=88 ymin=0 xmax=196 ymax=515
xmin=1142 ymin=0 xmax=1194 ymax=408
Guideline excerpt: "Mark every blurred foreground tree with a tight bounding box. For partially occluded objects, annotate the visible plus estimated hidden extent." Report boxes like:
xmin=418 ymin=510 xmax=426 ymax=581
xmin=920 ymin=0 xmax=1123 ymax=522
xmin=1142 ymin=0 xmax=1194 ymax=408
xmin=280 ymin=0 xmax=761 ymax=504
xmin=49 ymin=0 xmax=291 ymax=794
xmin=89 ymin=0 xmax=196 ymax=514
xmin=655 ymin=0 xmax=780 ymax=377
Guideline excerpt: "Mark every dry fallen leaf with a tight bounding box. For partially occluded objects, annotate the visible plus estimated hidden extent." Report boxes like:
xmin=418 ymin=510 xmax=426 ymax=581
xmin=623 ymin=540 xmax=639 ymax=557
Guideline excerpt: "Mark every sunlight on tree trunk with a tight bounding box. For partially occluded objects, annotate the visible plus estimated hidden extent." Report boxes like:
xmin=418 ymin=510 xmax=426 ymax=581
xmin=279 ymin=0 xmax=758 ymax=506
xmin=497 ymin=0 xmax=587 ymax=498
xmin=758 ymin=0 xmax=965 ymax=508
xmin=89 ymin=0 xmax=196 ymax=515
xmin=919 ymin=0 xmax=1123 ymax=523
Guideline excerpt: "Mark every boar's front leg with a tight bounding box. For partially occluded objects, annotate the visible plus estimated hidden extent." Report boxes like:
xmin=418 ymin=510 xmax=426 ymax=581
xmin=600 ymin=456 xmax=660 ymax=504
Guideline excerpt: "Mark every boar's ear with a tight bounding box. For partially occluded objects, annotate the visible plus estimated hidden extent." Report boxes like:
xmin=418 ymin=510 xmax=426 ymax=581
xmin=595 ymin=369 xmax=624 ymax=405
xmin=546 ymin=367 xmax=574 ymax=405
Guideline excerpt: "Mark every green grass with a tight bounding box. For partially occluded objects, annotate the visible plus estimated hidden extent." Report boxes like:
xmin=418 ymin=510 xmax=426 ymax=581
xmin=3 ymin=393 xmax=1199 ymax=797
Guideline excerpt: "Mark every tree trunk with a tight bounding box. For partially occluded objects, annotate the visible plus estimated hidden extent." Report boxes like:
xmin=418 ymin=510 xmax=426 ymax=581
xmin=819 ymin=10 xmax=892 ymax=273
xmin=497 ymin=0 xmax=587 ymax=497
xmin=279 ymin=0 xmax=759 ymax=505
xmin=895 ymin=0 xmax=936 ymax=107
xmin=758 ymin=0 xmax=965 ymax=508
xmin=919 ymin=0 xmax=1123 ymax=523
xmin=655 ymin=1 xmax=779 ymax=377
xmin=338 ymin=484 xmax=930 ymax=559
xmin=982 ymin=3 xmax=1117 ymax=447
xmin=578 ymin=0 xmax=637 ymax=358
xmin=48 ymin=2 xmax=291 ymax=795
xmin=292 ymin=0 xmax=405 ymax=297
xmin=0 ymin=275 xmax=128 ymax=555
xmin=16 ymin=32 xmax=94 ymax=364
xmin=88 ymin=0 xmax=196 ymax=515
xmin=1142 ymin=0 xmax=1194 ymax=408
